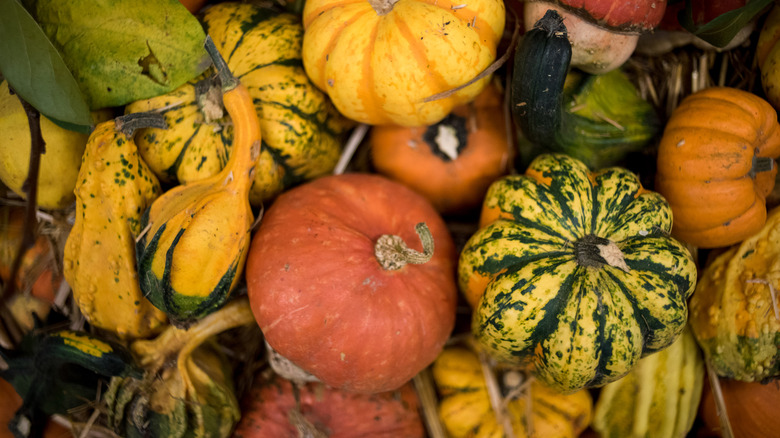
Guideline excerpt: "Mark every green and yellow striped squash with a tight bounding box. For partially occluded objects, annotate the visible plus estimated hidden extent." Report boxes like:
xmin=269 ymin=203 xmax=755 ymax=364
xmin=125 ymin=2 xmax=352 ymax=206
xmin=592 ymin=326 xmax=704 ymax=438
xmin=460 ymin=154 xmax=697 ymax=394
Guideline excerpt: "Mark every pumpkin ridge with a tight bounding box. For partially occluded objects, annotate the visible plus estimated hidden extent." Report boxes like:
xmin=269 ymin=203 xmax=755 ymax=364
xmin=418 ymin=0 xmax=501 ymax=45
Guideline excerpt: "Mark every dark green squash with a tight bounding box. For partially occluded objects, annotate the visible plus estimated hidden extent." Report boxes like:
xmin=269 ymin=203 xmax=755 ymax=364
xmin=512 ymin=9 xmax=571 ymax=147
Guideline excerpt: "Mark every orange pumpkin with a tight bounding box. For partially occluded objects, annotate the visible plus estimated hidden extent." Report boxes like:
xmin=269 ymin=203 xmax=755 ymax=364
xmin=370 ymin=82 xmax=513 ymax=215
xmin=301 ymin=0 xmax=506 ymax=126
xmin=655 ymin=87 xmax=780 ymax=248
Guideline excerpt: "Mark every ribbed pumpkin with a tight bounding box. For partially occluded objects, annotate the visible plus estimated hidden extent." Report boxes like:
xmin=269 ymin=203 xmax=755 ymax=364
xmin=233 ymin=371 xmax=425 ymax=437
xmin=689 ymin=205 xmax=780 ymax=382
xmin=432 ymin=346 xmax=593 ymax=438
xmin=461 ymin=154 xmax=697 ymax=394
xmin=370 ymin=81 xmax=513 ymax=215
xmin=125 ymin=2 xmax=351 ymax=206
xmin=655 ymin=87 xmax=780 ymax=248
xmin=301 ymin=0 xmax=506 ymax=126
xmin=246 ymin=173 xmax=458 ymax=394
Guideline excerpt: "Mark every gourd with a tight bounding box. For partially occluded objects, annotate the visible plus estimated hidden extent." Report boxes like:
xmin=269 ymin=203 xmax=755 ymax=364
xmin=135 ymin=36 xmax=261 ymax=325
xmin=233 ymin=371 xmax=425 ymax=437
xmin=246 ymin=173 xmax=458 ymax=394
xmin=370 ymin=82 xmax=513 ymax=215
xmin=63 ymin=114 xmax=167 ymax=339
xmin=688 ymin=205 xmax=780 ymax=382
xmin=301 ymin=0 xmax=506 ymax=126
xmin=523 ymin=0 xmax=667 ymax=74
xmin=460 ymin=153 xmax=697 ymax=393
xmin=513 ymin=12 xmax=659 ymax=170
xmin=592 ymin=327 xmax=704 ymax=438
xmin=432 ymin=345 xmax=593 ymax=438
xmin=1 ymin=329 xmax=136 ymax=438
xmin=655 ymin=87 xmax=780 ymax=248
xmin=512 ymin=9 xmax=572 ymax=149
xmin=106 ymin=296 xmax=256 ymax=438
xmin=125 ymin=2 xmax=350 ymax=206
xmin=0 ymin=80 xmax=108 ymax=210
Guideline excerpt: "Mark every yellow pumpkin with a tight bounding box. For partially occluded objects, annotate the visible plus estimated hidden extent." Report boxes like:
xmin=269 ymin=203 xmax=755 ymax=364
xmin=302 ymin=0 xmax=506 ymax=126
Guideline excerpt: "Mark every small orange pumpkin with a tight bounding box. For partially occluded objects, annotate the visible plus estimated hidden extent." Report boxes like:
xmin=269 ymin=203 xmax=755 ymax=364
xmin=655 ymin=87 xmax=780 ymax=248
xmin=370 ymin=82 xmax=514 ymax=215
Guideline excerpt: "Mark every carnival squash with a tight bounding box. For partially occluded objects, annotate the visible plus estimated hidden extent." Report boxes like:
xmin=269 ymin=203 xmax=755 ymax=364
xmin=524 ymin=0 xmax=667 ymax=74
xmin=461 ymin=153 xmax=697 ymax=393
xmin=370 ymin=81 xmax=513 ymax=215
xmin=126 ymin=2 xmax=351 ymax=206
xmin=592 ymin=326 xmax=704 ymax=438
xmin=433 ymin=346 xmax=593 ymax=438
xmin=136 ymin=37 xmax=261 ymax=325
xmin=655 ymin=87 xmax=780 ymax=248
xmin=301 ymin=0 xmax=506 ymax=126
xmin=63 ymin=113 xmax=168 ymax=339
xmin=246 ymin=173 xmax=458 ymax=393
xmin=233 ymin=371 xmax=425 ymax=437
xmin=689 ymin=205 xmax=780 ymax=382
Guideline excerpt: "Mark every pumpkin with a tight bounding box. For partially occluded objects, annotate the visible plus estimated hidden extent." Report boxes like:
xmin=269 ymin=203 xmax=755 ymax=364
xmin=301 ymin=0 xmax=506 ymax=126
xmin=523 ymin=0 xmax=667 ymax=74
xmin=460 ymin=153 xmax=697 ymax=394
xmin=432 ymin=346 xmax=593 ymax=438
xmin=233 ymin=370 xmax=425 ymax=437
xmin=246 ymin=173 xmax=458 ymax=393
xmin=688 ymin=205 xmax=780 ymax=382
xmin=125 ymin=2 xmax=351 ymax=206
xmin=370 ymin=81 xmax=513 ymax=215
xmin=655 ymin=86 xmax=780 ymax=249
xmin=592 ymin=326 xmax=704 ymax=438
xmin=699 ymin=377 xmax=780 ymax=438
xmin=135 ymin=37 xmax=261 ymax=325
xmin=63 ymin=113 xmax=168 ymax=339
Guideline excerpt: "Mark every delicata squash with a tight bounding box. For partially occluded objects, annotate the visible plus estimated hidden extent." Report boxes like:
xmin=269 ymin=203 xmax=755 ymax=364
xmin=136 ymin=36 xmax=261 ymax=325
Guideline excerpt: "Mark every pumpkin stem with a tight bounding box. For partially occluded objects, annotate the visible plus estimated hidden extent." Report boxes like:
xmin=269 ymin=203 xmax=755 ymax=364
xmin=115 ymin=112 xmax=168 ymax=138
xmin=574 ymin=234 xmax=630 ymax=272
xmin=375 ymin=222 xmax=434 ymax=271
xmin=204 ymin=35 xmax=238 ymax=92
xmin=368 ymin=0 xmax=399 ymax=15
xmin=751 ymin=156 xmax=775 ymax=177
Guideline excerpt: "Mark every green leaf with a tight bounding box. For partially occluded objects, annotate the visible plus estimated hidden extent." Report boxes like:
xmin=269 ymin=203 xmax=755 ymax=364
xmin=30 ymin=0 xmax=211 ymax=110
xmin=678 ymin=0 xmax=773 ymax=48
xmin=0 ymin=0 xmax=92 ymax=129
